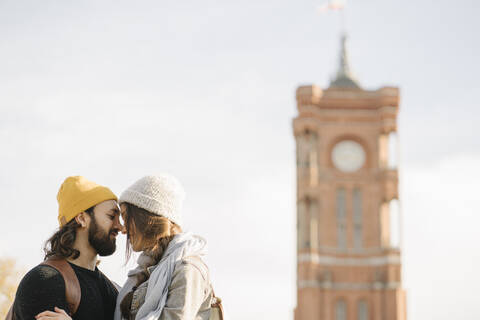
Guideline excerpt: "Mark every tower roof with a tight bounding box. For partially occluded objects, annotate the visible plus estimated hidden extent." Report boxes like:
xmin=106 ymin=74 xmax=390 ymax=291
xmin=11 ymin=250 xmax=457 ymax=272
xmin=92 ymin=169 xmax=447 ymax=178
xmin=329 ymin=33 xmax=361 ymax=89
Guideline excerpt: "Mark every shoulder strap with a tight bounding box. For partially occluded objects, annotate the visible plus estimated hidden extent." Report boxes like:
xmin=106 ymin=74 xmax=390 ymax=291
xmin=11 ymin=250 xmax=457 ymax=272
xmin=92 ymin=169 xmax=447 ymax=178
xmin=41 ymin=259 xmax=81 ymax=316
xmin=5 ymin=304 xmax=15 ymax=320
xmin=182 ymin=255 xmax=210 ymax=282
xmin=210 ymin=288 xmax=224 ymax=320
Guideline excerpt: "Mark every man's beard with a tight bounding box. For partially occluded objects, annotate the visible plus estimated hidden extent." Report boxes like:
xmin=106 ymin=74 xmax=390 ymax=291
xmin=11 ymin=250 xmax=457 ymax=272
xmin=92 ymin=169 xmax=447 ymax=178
xmin=88 ymin=215 xmax=117 ymax=256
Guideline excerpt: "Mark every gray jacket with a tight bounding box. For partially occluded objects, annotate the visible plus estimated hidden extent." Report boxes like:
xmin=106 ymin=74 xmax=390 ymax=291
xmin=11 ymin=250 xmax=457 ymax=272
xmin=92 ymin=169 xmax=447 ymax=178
xmin=130 ymin=256 xmax=213 ymax=320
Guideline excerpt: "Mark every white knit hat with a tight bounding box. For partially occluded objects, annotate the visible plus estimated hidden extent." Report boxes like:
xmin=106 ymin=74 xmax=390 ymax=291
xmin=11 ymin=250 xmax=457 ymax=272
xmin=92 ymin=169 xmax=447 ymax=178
xmin=119 ymin=174 xmax=186 ymax=227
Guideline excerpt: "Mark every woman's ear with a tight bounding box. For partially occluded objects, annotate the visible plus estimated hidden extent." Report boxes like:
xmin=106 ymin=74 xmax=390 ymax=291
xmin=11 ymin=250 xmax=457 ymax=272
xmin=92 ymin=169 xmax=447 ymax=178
xmin=75 ymin=211 xmax=90 ymax=228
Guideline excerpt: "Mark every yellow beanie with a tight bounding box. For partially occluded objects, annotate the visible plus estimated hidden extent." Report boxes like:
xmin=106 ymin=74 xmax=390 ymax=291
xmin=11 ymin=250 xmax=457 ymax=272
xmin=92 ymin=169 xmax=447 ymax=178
xmin=57 ymin=176 xmax=117 ymax=227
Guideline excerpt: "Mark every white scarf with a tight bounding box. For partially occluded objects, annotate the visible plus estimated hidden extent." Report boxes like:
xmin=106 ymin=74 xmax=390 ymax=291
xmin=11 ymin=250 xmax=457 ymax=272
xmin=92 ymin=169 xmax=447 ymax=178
xmin=114 ymin=232 xmax=208 ymax=320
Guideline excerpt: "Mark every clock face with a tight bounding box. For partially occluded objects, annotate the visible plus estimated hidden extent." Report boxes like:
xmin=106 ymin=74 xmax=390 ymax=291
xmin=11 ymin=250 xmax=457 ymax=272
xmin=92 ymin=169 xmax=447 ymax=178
xmin=331 ymin=140 xmax=366 ymax=172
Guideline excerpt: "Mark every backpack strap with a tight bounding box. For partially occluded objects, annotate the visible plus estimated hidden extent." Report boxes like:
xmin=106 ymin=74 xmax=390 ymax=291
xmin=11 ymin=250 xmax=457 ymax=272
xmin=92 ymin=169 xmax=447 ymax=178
xmin=5 ymin=304 xmax=15 ymax=320
xmin=210 ymin=288 xmax=224 ymax=320
xmin=181 ymin=256 xmax=224 ymax=319
xmin=182 ymin=256 xmax=209 ymax=281
xmin=41 ymin=258 xmax=81 ymax=316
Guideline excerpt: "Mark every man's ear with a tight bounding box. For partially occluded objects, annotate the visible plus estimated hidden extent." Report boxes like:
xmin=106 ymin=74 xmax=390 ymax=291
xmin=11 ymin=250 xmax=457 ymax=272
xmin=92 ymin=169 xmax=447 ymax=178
xmin=75 ymin=212 xmax=90 ymax=228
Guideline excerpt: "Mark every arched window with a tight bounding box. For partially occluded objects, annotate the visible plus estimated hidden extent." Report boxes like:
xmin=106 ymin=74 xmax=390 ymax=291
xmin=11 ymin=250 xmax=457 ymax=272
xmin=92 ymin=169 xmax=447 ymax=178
xmin=298 ymin=197 xmax=320 ymax=250
xmin=388 ymin=131 xmax=398 ymax=169
xmin=308 ymin=132 xmax=318 ymax=187
xmin=297 ymin=199 xmax=309 ymax=250
xmin=353 ymin=188 xmax=362 ymax=249
xmin=335 ymin=299 xmax=347 ymax=320
xmin=357 ymin=300 xmax=368 ymax=320
xmin=378 ymin=132 xmax=398 ymax=169
xmin=389 ymin=199 xmax=400 ymax=248
xmin=379 ymin=201 xmax=390 ymax=247
xmin=296 ymin=130 xmax=318 ymax=186
xmin=378 ymin=133 xmax=388 ymax=169
xmin=379 ymin=199 xmax=401 ymax=248
xmin=336 ymin=188 xmax=347 ymax=249
xmin=309 ymin=199 xmax=319 ymax=249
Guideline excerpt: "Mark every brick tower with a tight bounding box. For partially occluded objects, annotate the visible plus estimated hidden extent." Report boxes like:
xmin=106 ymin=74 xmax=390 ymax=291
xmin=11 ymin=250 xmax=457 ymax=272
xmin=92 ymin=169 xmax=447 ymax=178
xmin=293 ymin=34 xmax=407 ymax=320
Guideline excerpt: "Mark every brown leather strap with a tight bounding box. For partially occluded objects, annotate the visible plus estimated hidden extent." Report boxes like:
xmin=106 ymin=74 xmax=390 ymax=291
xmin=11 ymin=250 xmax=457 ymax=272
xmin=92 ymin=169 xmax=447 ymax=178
xmin=5 ymin=304 xmax=15 ymax=320
xmin=41 ymin=259 xmax=81 ymax=316
xmin=217 ymin=302 xmax=225 ymax=320
xmin=210 ymin=287 xmax=224 ymax=320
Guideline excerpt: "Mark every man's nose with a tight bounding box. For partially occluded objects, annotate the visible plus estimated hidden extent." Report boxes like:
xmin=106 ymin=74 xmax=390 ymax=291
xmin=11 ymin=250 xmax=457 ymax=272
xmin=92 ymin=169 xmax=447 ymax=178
xmin=118 ymin=220 xmax=127 ymax=234
xmin=114 ymin=218 xmax=126 ymax=234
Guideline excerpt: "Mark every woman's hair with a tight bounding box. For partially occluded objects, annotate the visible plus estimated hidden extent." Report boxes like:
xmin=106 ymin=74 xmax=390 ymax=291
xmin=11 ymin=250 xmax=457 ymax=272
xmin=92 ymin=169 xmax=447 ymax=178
xmin=120 ymin=202 xmax=182 ymax=318
xmin=43 ymin=207 xmax=94 ymax=260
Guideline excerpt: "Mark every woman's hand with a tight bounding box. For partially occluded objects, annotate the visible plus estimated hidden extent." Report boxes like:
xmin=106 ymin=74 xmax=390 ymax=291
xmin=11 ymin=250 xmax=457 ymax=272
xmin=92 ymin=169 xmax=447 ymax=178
xmin=35 ymin=307 xmax=72 ymax=320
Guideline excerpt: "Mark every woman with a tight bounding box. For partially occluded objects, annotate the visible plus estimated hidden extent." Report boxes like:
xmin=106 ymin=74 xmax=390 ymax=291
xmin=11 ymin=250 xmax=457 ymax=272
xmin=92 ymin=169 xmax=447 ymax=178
xmin=114 ymin=174 xmax=213 ymax=320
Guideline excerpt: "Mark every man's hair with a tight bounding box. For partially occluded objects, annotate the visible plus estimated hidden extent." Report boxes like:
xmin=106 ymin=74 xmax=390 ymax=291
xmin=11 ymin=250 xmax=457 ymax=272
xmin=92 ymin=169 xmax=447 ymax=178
xmin=43 ymin=206 xmax=95 ymax=260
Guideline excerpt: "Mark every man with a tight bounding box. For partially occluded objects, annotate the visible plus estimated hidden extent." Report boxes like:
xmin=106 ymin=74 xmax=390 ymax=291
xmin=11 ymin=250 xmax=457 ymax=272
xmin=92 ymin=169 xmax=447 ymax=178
xmin=11 ymin=176 xmax=124 ymax=320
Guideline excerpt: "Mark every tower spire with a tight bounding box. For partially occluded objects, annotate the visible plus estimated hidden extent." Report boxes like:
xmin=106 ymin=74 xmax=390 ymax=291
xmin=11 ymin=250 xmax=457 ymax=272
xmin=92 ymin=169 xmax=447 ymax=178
xmin=330 ymin=33 xmax=361 ymax=89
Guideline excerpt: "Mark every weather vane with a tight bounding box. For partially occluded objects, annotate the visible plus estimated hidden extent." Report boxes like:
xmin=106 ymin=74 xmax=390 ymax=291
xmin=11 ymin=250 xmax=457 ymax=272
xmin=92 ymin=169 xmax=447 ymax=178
xmin=317 ymin=0 xmax=347 ymax=33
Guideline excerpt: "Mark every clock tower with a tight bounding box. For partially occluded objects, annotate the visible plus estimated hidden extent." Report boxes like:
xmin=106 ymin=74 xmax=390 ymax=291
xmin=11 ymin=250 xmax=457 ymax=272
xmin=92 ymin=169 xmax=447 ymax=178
xmin=293 ymin=34 xmax=407 ymax=320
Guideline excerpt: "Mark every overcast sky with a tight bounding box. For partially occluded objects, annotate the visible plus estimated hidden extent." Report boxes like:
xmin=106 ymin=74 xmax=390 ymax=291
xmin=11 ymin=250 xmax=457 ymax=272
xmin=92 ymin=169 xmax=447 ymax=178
xmin=1 ymin=1 xmax=479 ymax=319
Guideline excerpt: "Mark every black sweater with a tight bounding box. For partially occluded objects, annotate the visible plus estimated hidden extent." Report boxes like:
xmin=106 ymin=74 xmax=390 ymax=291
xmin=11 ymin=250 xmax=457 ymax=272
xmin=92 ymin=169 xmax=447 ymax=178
xmin=13 ymin=262 xmax=118 ymax=320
